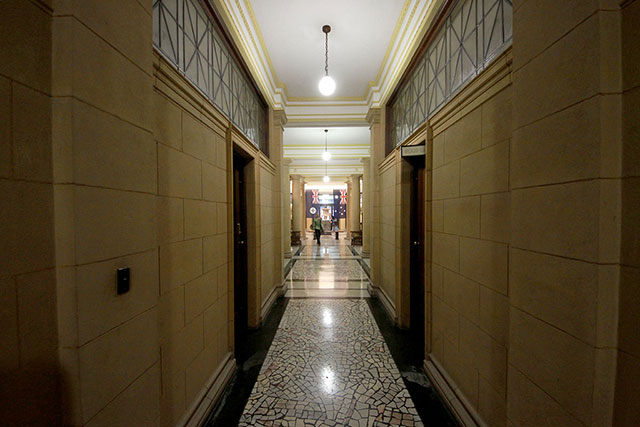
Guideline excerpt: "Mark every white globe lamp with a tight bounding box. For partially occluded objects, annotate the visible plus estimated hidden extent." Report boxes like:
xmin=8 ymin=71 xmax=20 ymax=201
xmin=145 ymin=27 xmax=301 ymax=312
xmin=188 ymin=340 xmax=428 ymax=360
xmin=318 ymin=25 xmax=336 ymax=97
xmin=318 ymin=76 xmax=336 ymax=96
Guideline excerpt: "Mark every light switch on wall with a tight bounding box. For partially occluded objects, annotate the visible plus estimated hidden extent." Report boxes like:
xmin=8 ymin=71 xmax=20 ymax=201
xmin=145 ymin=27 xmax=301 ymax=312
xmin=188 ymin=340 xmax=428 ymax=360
xmin=117 ymin=267 xmax=130 ymax=295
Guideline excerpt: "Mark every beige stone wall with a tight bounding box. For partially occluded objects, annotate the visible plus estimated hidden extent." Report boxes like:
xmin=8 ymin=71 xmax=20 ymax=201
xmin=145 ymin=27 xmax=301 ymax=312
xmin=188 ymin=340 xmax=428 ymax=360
xmin=1 ymin=0 xmax=270 ymax=424
xmin=368 ymin=109 xmax=385 ymax=289
xmin=615 ymin=0 xmax=640 ymax=424
xmin=429 ymin=70 xmax=511 ymax=425
xmin=0 ymin=0 xmax=59 ymax=423
xmin=49 ymin=1 xmax=163 ymax=425
xmin=508 ymin=2 xmax=622 ymax=425
xmin=379 ymin=158 xmax=398 ymax=309
xmin=259 ymin=160 xmax=281 ymax=314
xmin=154 ymin=57 xmax=231 ymax=425
xmin=377 ymin=3 xmax=630 ymax=421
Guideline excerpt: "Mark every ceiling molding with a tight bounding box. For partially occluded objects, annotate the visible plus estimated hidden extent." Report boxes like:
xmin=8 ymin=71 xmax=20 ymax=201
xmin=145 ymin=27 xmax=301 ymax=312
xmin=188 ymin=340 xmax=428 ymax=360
xmin=213 ymin=0 xmax=442 ymax=122
xmin=289 ymin=166 xmax=365 ymax=176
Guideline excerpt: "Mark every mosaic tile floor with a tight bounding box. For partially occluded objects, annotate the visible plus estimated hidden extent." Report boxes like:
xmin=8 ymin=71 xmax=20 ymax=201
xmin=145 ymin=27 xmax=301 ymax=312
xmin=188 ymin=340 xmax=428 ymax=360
xmin=207 ymin=237 xmax=455 ymax=427
xmin=239 ymin=299 xmax=423 ymax=426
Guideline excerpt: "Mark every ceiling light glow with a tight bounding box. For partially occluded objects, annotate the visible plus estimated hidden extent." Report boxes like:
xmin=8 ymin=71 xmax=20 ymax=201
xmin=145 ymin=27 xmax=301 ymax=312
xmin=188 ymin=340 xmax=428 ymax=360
xmin=318 ymin=76 xmax=336 ymax=96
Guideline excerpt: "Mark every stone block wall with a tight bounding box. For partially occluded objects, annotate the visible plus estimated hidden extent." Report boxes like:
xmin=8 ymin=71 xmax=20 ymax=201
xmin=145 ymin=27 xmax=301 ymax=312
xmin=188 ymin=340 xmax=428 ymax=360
xmin=49 ymin=1 xmax=162 ymax=424
xmin=508 ymin=1 xmax=622 ymax=425
xmin=379 ymin=157 xmax=398 ymax=313
xmin=0 ymin=0 xmax=283 ymax=425
xmin=429 ymin=60 xmax=511 ymax=425
xmin=154 ymin=60 xmax=231 ymax=425
xmin=371 ymin=1 xmax=634 ymax=421
xmin=259 ymin=160 xmax=282 ymax=316
xmin=0 ymin=0 xmax=59 ymax=423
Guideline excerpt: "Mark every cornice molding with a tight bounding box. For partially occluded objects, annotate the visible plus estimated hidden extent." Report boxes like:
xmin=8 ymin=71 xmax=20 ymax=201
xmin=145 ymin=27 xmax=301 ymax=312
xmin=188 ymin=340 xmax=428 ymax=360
xmin=366 ymin=108 xmax=382 ymax=126
xmin=272 ymin=109 xmax=288 ymax=127
xmin=378 ymin=150 xmax=398 ymax=174
xmin=259 ymin=154 xmax=277 ymax=175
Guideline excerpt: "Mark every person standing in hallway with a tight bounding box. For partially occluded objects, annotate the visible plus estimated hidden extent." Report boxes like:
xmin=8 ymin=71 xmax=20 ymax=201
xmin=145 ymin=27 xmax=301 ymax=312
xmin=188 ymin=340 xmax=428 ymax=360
xmin=312 ymin=213 xmax=323 ymax=245
xmin=331 ymin=214 xmax=339 ymax=240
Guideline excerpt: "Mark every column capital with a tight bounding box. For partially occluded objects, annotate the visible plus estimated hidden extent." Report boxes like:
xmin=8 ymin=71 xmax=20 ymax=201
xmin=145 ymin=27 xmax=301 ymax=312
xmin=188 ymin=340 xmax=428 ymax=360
xmin=362 ymin=157 xmax=371 ymax=166
xmin=282 ymin=158 xmax=292 ymax=166
xmin=272 ymin=109 xmax=288 ymax=127
xmin=366 ymin=108 xmax=382 ymax=126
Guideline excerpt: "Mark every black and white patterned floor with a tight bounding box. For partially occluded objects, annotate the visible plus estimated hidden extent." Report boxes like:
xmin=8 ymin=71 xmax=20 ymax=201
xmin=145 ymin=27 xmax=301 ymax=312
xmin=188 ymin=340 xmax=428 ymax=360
xmin=239 ymin=299 xmax=422 ymax=426
xmin=239 ymin=236 xmax=422 ymax=426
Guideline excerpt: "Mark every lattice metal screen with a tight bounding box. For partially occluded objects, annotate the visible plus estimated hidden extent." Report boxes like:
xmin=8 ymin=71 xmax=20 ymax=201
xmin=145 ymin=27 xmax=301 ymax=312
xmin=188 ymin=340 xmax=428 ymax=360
xmin=390 ymin=0 xmax=512 ymax=147
xmin=153 ymin=0 xmax=267 ymax=152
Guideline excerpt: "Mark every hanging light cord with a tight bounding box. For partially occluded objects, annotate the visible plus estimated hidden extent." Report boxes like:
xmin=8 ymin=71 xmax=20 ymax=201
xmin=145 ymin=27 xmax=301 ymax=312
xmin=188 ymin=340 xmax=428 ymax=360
xmin=325 ymin=130 xmax=328 ymax=152
xmin=325 ymin=32 xmax=329 ymax=76
xmin=325 ymin=129 xmax=328 ymax=176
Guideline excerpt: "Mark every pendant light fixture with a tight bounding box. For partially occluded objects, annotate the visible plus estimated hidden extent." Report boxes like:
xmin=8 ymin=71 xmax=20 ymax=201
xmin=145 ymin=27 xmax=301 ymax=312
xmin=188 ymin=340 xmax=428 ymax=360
xmin=318 ymin=25 xmax=336 ymax=96
xmin=322 ymin=129 xmax=331 ymax=161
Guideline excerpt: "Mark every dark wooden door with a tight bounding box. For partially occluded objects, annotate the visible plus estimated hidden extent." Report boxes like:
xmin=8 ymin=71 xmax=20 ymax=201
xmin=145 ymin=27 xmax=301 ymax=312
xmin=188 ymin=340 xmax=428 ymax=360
xmin=410 ymin=162 xmax=425 ymax=353
xmin=233 ymin=154 xmax=248 ymax=344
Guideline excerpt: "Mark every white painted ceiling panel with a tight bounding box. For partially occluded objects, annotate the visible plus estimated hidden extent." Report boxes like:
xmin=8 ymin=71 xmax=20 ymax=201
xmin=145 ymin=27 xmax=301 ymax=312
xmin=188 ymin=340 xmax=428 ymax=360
xmin=250 ymin=0 xmax=405 ymax=99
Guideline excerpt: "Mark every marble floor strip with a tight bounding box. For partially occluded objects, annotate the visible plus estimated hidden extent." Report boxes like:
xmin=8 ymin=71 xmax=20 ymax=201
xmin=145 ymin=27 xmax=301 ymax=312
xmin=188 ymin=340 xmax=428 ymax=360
xmin=239 ymin=299 xmax=423 ymax=426
xmin=239 ymin=236 xmax=422 ymax=426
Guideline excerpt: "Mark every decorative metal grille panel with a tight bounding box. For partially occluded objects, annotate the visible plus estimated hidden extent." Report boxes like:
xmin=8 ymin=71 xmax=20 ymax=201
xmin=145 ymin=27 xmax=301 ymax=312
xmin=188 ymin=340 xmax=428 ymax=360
xmin=390 ymin=0 xmax=512 ymax=147
xmin=153 ymin=0 xmax=267 ymax=152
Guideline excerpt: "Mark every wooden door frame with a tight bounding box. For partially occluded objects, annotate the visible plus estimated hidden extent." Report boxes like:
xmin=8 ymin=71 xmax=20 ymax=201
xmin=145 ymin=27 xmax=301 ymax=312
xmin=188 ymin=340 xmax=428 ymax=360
xmin=395 ymin=130 xmax=428 ymax=330
xmin=230 ymin=130 xmax=262 ymax=343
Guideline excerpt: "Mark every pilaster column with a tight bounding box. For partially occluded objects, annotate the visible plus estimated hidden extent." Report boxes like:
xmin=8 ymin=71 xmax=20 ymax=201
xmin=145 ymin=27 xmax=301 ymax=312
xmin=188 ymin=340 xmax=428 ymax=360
xmin=348 ymin=174 xmax=361 ymax=237
xmin=291 ymin=175 xmax=305 ymax=234
xmin=300 ymin=179 xmax=307 ymax=237
xmin=345 ymin=179 xmax=351 ymax=237
xmin=282 ymin=158 xmax=292 ymax=257
xmin=367 ymin=108 xmax=384 ymax=285
xmin=270 ymin=109 xmax=287 ymax=279
xmin=362 ymin=158 xmax=371 ymax=256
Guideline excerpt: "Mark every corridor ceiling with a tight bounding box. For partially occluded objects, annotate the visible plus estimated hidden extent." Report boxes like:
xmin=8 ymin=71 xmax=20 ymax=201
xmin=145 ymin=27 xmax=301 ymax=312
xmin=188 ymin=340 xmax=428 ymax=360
xmin=213 ymin=0 xmax=444 ymax=179
xmin=215 ymin=0 xmax=444 ymax=125
xmin=250 ymin=0 xmax=404 ymax=100
xmin=284 ymin=127 xmax=370 ymax=183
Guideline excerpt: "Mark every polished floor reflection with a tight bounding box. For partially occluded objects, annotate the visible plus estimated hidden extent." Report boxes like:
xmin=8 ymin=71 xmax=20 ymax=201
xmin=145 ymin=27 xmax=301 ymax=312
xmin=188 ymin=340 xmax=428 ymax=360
xmin=284 ymin=235 xmax=370 ymax=298
xmin=240 ymin=237 xmax=423 ymax=426
xmin=240 ymin=299 xmax=422 ymax=426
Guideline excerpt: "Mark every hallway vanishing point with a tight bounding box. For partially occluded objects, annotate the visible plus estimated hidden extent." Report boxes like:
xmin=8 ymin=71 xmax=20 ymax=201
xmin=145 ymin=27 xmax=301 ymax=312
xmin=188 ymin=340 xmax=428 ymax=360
xmin=3 ymin=0 xmax=639 ymax=425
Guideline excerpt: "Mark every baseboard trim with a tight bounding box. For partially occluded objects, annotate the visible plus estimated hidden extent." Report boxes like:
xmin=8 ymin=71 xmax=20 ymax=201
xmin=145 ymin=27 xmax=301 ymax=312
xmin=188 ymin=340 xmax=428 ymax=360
xmin=376 ymin=287 xmax=396 ymax=322
xmin=182 ymin=353 xmax=236 ymax=427
xmin=368 ymin=282 xmax=378 ymax=296
xmin=423 ymin=357 xmax=486 ymax=427
xmin=261 ymin=284 xmax=281 ymax=321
